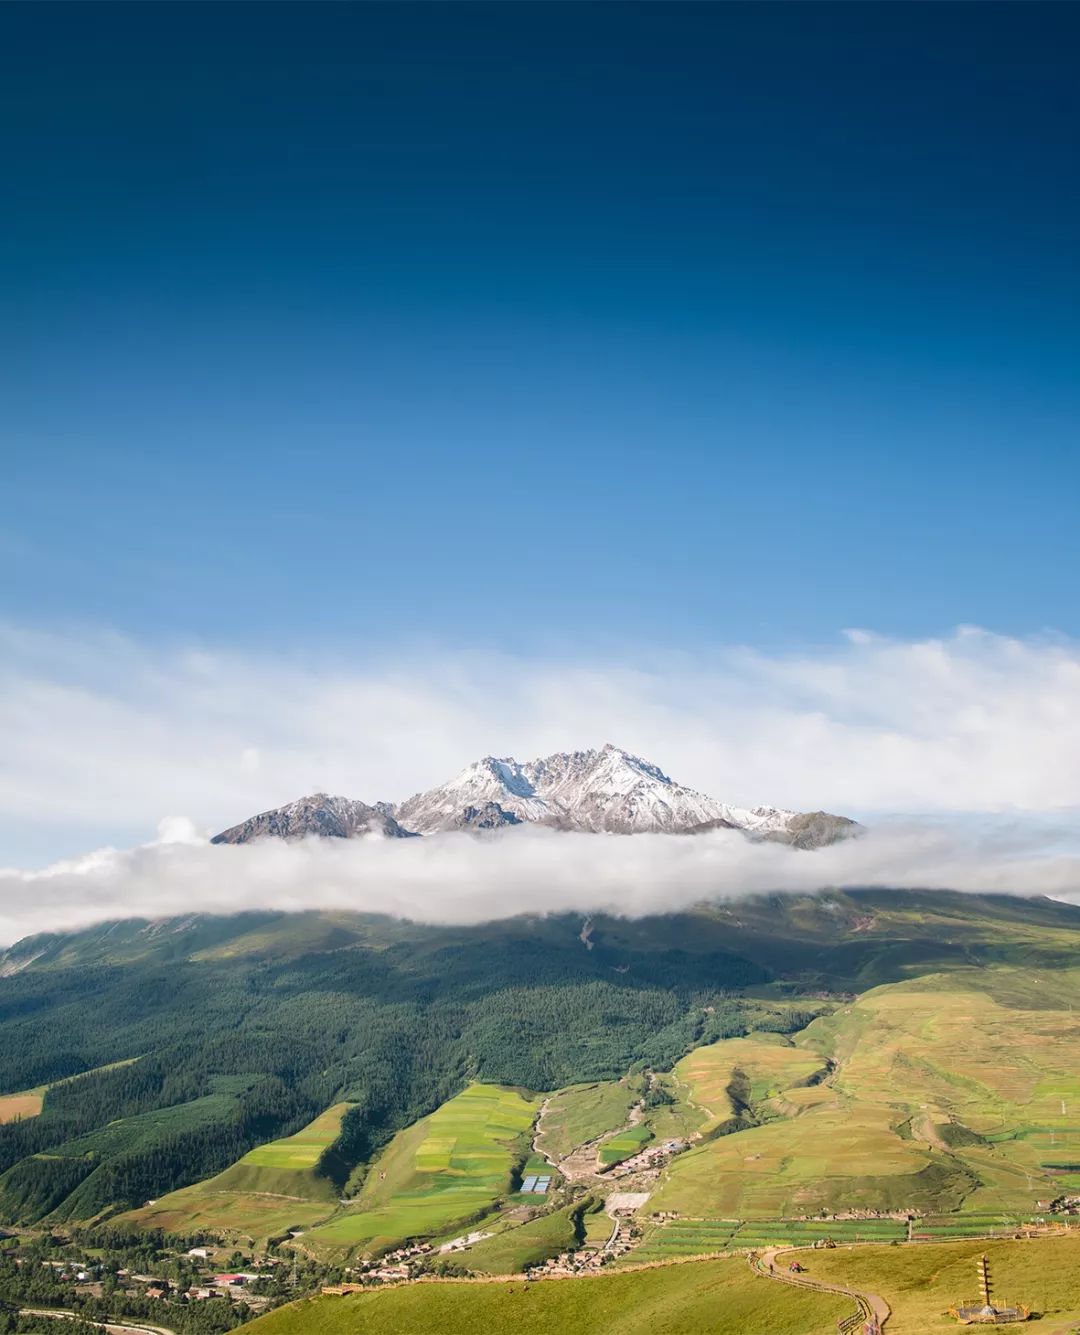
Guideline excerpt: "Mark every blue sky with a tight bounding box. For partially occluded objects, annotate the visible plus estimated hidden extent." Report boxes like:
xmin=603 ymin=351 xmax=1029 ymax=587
xmin=3 ymin=1 xmax=1079 ymax=657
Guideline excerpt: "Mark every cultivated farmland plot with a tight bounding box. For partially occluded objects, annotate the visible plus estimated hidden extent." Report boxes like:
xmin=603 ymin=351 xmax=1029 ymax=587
xmin=633 ymin=1216 xmax=908 ymax=1262
xmin=598 ymin=1124 xmax=653 ymax=1167
xmin=299 ymin=1083 xmax=540 ymax=1256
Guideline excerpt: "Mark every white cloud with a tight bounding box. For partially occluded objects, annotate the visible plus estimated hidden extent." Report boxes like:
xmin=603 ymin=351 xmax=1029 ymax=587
xmin=3 ymin=623 xmax=1080 ymax=860
xmin=2 ymin=620 xmax=1079 ymax=943
xmin=1 ymin=820 xmax=1079 ymax=948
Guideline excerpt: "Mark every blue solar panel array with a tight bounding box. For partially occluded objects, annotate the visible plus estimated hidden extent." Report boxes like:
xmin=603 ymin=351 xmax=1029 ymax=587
xmin=520 ymin=1174 xmax=552 ymax=1194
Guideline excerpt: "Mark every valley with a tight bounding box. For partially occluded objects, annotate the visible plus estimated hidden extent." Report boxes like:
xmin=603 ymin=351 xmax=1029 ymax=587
xmin=1 ymin=889 xmax=1078 ymax=1333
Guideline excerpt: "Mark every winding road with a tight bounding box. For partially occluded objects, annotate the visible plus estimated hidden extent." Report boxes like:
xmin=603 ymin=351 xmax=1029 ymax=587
xmin=751 ymin=1247 xmax=891 ymax=1332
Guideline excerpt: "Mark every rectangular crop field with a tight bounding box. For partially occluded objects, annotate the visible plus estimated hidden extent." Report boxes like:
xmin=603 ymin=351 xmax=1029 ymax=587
xmin=633 ymin=1216 xmax=907 ymax=1261
xmin=243 ymin=1104 xmax=351 ymax=1171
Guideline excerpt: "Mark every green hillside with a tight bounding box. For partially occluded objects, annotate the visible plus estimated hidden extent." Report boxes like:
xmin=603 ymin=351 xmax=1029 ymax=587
xmin=244 ymin=1255 xmax=848 ymax=1335
xmin=807 ymin=1233 xmax=1080 ymax=1334
xmin=0 ymin=892 xmax=1077 ymax=1233
xmin=0 ymin=1076 xmax=256 ymax=1224
xmin=649 ymin=965 xmax=1080 ymax=1219
xmin=299 ymin=1084 xmax=540 ymax=1257
xmin=0 ymin=1058 xmax=141 ymax=1127
xmin=119 ymin=1102 xmax=354 ymax=1239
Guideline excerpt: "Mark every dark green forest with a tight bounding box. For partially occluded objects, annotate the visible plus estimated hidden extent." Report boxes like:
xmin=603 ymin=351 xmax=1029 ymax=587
xmin=0 ymin=912 xmax=782 ymax=1224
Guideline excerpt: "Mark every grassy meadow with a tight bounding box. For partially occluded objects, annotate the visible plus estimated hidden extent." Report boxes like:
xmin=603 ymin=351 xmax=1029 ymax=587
xmin=246 ymin=1255 xmax=848 ymax=1335
xmin=805 ymin=1233 xmax=1080 ymax=1334
xmin=639 ymin=1070 xmax=708 ymax=1142
xmin=298 ymin=1084 xmax=539 ymax=1257
xmin=650 ymin=968 xmax=1080 ymax=1220
xmin=535 ymin=1081 xmax=637 ymax=1160
xmin=462 ymin=1197 xmax=593 ymax=1274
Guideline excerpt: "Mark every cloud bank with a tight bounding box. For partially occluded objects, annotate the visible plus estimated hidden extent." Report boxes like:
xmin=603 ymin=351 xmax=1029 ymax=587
xmin=3 ymin=622 xmax=1080 ymax=858
xmin=2 ymin=818 xmax=1080 ymax=948
xmin=2 ymin=621 xmax=1079 ymax=944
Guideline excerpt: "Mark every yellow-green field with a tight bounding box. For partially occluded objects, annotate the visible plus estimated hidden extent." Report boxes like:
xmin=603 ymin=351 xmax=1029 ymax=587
xmin=122 ymin=1103 xmax=352 ymax=1239
xmin=246 ymin=1230 xmax=1080 ymax=1335
xmin=672 ymin=1032 xmax=825 ymax=1131
xmin=811 ymin=967 xmax=1080 ymax=1211
xmin=298 ymin=1084 xmax=539 ymax=1257
xmin=243 ymin=1105 xmax=352 ymax=1172
xmin=650 ymin=969 xmax=1080 ymax=1220
xmin=245 ymin=1255 xmax=848 ymax=1334
xmin=805 ymin=1233 xmax=1080 ymax=1334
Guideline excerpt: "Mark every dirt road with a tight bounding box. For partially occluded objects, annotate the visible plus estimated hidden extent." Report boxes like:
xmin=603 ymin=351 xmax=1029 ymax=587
xmin=22 ymin=1307 xmax=177 ymax=1335
xmin=751 ymin=1247 xmax=891 ymax=1331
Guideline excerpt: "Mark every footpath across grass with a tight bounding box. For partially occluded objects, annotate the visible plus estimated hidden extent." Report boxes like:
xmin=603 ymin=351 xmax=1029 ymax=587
xmin=803 ymin=1233 xmax=1080 ymax=1335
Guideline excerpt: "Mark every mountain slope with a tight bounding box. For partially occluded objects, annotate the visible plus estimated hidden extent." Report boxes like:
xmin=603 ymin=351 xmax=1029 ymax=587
xmin=1 ymin=892 xmax=1078 ymax=1229
xmin=122 ymin=1102 xmax=354 ymax=1238
xmin=211 ymin=792 xmax=415 ymax=844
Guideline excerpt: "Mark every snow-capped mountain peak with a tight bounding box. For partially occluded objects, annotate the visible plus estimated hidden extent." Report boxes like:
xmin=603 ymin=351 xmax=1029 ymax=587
xmin=393 ymin=744 xmax=857 ymax=842
xmin=395 ymin=757 xmax=548 ymax=833
xmin=211 ymin=747 xmax=859 ymax=847
xmin=444 ymin=756 xmax=538 ymax=799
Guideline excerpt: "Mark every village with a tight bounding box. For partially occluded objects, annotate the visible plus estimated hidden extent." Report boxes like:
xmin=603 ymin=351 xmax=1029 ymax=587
xmin=11 ymin=1247 xmax=290 ymax=1313
xmin=0 ymin=1228 xmax=368 ymax=1332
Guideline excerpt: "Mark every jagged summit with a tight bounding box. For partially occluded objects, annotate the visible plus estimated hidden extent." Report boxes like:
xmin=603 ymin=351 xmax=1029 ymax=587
xmin=210 ymin=747 xmax=859 ymax=846
xmin=211 ymin=792 xmax=415 ymax=845
xmin=394 ymin=742 xmax=846 ymax=838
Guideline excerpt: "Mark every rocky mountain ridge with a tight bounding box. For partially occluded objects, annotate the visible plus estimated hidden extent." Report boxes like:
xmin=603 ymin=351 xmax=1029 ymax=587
xmin=211 ymin=792 xmax=415 ymax=845
xmin=211 ymin=744 xmax=858 ymax=848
